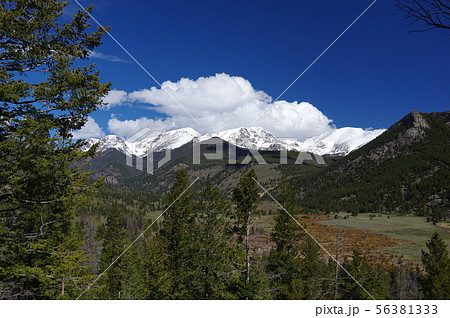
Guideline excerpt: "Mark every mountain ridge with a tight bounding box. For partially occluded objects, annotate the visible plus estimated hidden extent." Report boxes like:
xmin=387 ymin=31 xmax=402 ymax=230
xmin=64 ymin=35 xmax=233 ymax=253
xmin=292 ymin=110 xmax=449 ymax=219
xmin=82 ymin=125 xmax=386 ymax=157
xmin=83 ymin=110 xmax=449 ymax=220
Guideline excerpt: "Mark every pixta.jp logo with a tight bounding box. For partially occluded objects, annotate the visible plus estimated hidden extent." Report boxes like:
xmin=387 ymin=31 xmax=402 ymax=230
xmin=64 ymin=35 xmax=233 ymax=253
xmin=125 ymin=128 xmax=325 ymax=174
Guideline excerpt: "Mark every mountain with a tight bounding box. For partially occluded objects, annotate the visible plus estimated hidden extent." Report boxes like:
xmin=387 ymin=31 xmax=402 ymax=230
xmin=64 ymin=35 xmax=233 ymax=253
xmin=80 ymin=137 xmax=100 ymax=152
xmin=83 ymin=110 xmax=449 ymax=220
xmin=85 ymin=137 xmax=326 ymax=195
xmin=288 ymin=127 xmax=386 ymax=156
xmin=85 ymin=135 xmax=131 ymax=155
xmin=292 ymin=111 xmax=450 ymax=219
xmin=133 ymin=127 xmax=202 ymax=156
xmin=82 ymin=126 xmax=385 ymax=156
xmin=212 ymin=126 xmax=286 ymax=151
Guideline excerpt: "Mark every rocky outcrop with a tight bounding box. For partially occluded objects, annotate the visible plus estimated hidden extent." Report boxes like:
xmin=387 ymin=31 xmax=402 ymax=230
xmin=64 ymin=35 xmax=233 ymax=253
xmin=351 ymin=111 xmax=432 ymax=164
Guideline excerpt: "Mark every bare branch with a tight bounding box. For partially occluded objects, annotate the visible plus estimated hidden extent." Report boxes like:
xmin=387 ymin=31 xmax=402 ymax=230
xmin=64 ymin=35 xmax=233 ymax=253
xmin=397 ymin=0 xmax=450 ymax=32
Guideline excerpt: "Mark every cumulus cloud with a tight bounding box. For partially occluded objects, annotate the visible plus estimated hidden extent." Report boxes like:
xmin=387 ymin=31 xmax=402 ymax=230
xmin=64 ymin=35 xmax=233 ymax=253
xmin=72 ymin=116 xmax=105 ymax=139
xmin=106 ymin=73 xmax=334 ymax=140
xmin=128 ymin=73 xmax=271 ymax=115
xmin=101 ymin=89 xmax=128 ymax=110
xmin=107 ymin=117 xmax=175 ymax=139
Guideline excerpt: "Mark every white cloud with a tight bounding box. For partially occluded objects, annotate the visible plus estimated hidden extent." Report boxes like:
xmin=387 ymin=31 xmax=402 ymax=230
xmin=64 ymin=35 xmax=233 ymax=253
xmin=101 ymin=89 xmax=128 ymax=110
xmin=106 ymin=73 xmax=335 ymax=140
xmin=107 ymin=117 xmax=174 ymax=139
xmin=128 ymin=73 xmax=271 ymax=115
xmin=89 ymin=51 xmax=130 ymax=63
xmin=72 ymin=116 xmax=105 ymax=139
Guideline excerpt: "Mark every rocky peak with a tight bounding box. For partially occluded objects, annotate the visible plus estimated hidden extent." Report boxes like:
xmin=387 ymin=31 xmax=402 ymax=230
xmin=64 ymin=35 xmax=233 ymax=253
xmin=402 ymin=111 xmax=429 ymax=142
xmin=399 ymin=110 xmax=430 ymax=129
xmin=350 ymin=111 xmax=439 ymax=164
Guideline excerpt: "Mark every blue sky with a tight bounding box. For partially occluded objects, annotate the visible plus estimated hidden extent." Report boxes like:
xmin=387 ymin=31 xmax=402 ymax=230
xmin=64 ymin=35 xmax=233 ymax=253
xmin=69 ymin=0 xmax=450 ymax=140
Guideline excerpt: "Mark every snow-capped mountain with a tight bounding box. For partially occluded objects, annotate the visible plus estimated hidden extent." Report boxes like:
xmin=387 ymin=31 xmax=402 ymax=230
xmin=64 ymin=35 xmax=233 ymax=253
xmin=132 ymin=128 xmax=202 ymax=156
xmin=81 ymin=126 xmax=386 ymax=157
xmin=285 ymin=128 xmax=386 ymax=156
xmin=213 ymin=127 xmax=286 ymax=151
xmin=82 ymin=135 xmax=132 ymax=155
xmin=80 ymin=137 xmax=100 ymax=152
xmin=210 ymin=126 xmax=386 ymax=155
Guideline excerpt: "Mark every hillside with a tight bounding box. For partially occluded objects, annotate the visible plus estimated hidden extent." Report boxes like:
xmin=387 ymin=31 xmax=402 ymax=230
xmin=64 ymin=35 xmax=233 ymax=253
xmin=292 ymin=111 xmax=450 ymax=220
xmin=85 ymin=138 xmax=328 ymax=195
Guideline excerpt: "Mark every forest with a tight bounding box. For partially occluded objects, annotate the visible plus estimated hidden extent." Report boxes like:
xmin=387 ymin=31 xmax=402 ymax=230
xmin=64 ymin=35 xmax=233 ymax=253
xmin=2 ymin=162 xmax=449 ymax=299
xmin=70 ymin=168 xmax=448 ymax=300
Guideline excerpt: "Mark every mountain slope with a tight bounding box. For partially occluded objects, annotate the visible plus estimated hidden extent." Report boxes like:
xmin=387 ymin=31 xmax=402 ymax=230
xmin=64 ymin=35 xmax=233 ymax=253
xmin=85 ymin=139 xmax=325 ymax=195
xmin=83 ymin=126 xmax=385 ymax=156
xmin=133 ymin=127 xmax=201 ymax=156
xmin=290 ymin=127 xmax=386 ymax=155
xmin=212 ymin=126 xmax=286 ymax=150
xmin=292 ymin=111 xmax=450 ymax=219
xmin=82 ymin=135 xmax=132 ymax=155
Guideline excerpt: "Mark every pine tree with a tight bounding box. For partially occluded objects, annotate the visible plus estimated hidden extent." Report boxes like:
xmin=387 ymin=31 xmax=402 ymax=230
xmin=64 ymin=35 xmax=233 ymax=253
xmin=159 ymin=168 xmax=198 ymax=299
xmin=25 ymin=218 xmax=94 ymax=299
xmin=339 ymin=250 xmax=389 ymax=300
xmin=421 ymin=232 xmax=450 ymax=299
xmin=276 ymin=178 xmax=301 ymax=215
xmin=194 ymin=181 xmax=235 ymax=299
xmin=267 ymin=178 xmax=304 ymax=299
xmin=138 ymin=234 xmax=168 ymax=299
xmin=297 ymin=236 xmax=327 ymax=299
xmin=97 ymin=204 xmax=127 ymax=299
xmin=0 ymin=0 xmax=109 ymax=299
xmin=232 ymin=168 xmax=261 ymax=299
xmin=122 ymin=230 xmax=167 ymax=300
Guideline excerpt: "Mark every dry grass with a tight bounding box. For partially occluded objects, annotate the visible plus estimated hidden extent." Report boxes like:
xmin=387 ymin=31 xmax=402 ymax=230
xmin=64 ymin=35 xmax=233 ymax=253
xmin=252 ymin=213 xmax=408 ymax=267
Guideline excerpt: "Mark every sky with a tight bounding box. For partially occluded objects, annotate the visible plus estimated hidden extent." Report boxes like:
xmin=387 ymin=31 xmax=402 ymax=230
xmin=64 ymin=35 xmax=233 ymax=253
xmin=68 ymin=0 xmax=450 ymax=141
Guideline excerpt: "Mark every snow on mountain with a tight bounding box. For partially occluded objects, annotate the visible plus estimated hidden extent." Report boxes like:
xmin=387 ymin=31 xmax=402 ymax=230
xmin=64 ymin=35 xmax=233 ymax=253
xmin=133 ymin=127 xmax=201 ymax=156
xmin=82 ymin=126 xmax=386 ymax=157
xmin=80 ymin=138 xmax=100 ymax=152
xmin=290 ymin=128 xmax=386 ymax=156
xmin=213 ymin=127 xmax=285 ymax=151
xmin=93 ymin=135 xmax=132 ymax=155
xmin=213 ymin=126 xmax=386 ymax=155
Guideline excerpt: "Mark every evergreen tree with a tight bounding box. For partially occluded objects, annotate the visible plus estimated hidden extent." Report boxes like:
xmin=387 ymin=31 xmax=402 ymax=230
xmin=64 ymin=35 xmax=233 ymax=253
xmin=159 ymin=168 xmax=198 ymax=299
xmin=276 ymin=178 xmax=301 ymax=215
xmin=0 ymin=0 xmax=109 ymax=299
xmin=123 ymin=232 xmax=167 ymax=300
xmin=267 ymin=179 xmax=304 ymax=299
xmin=138 ymin=234 xmax=168 ymax=299
xmin=194 ymin=181 xmax=235 ymax=299
xmin=97 ymin=204 xmax=127 ymax=299
xmin=339 ymin=250 xmax=389 ymax=300
xmin=297 ymin=237 xmax=327 ymax=299
xmin=421 ymin=232 xmax=450 ymax=299
xmin=232 ymin=168 xmax=261 ymax=299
